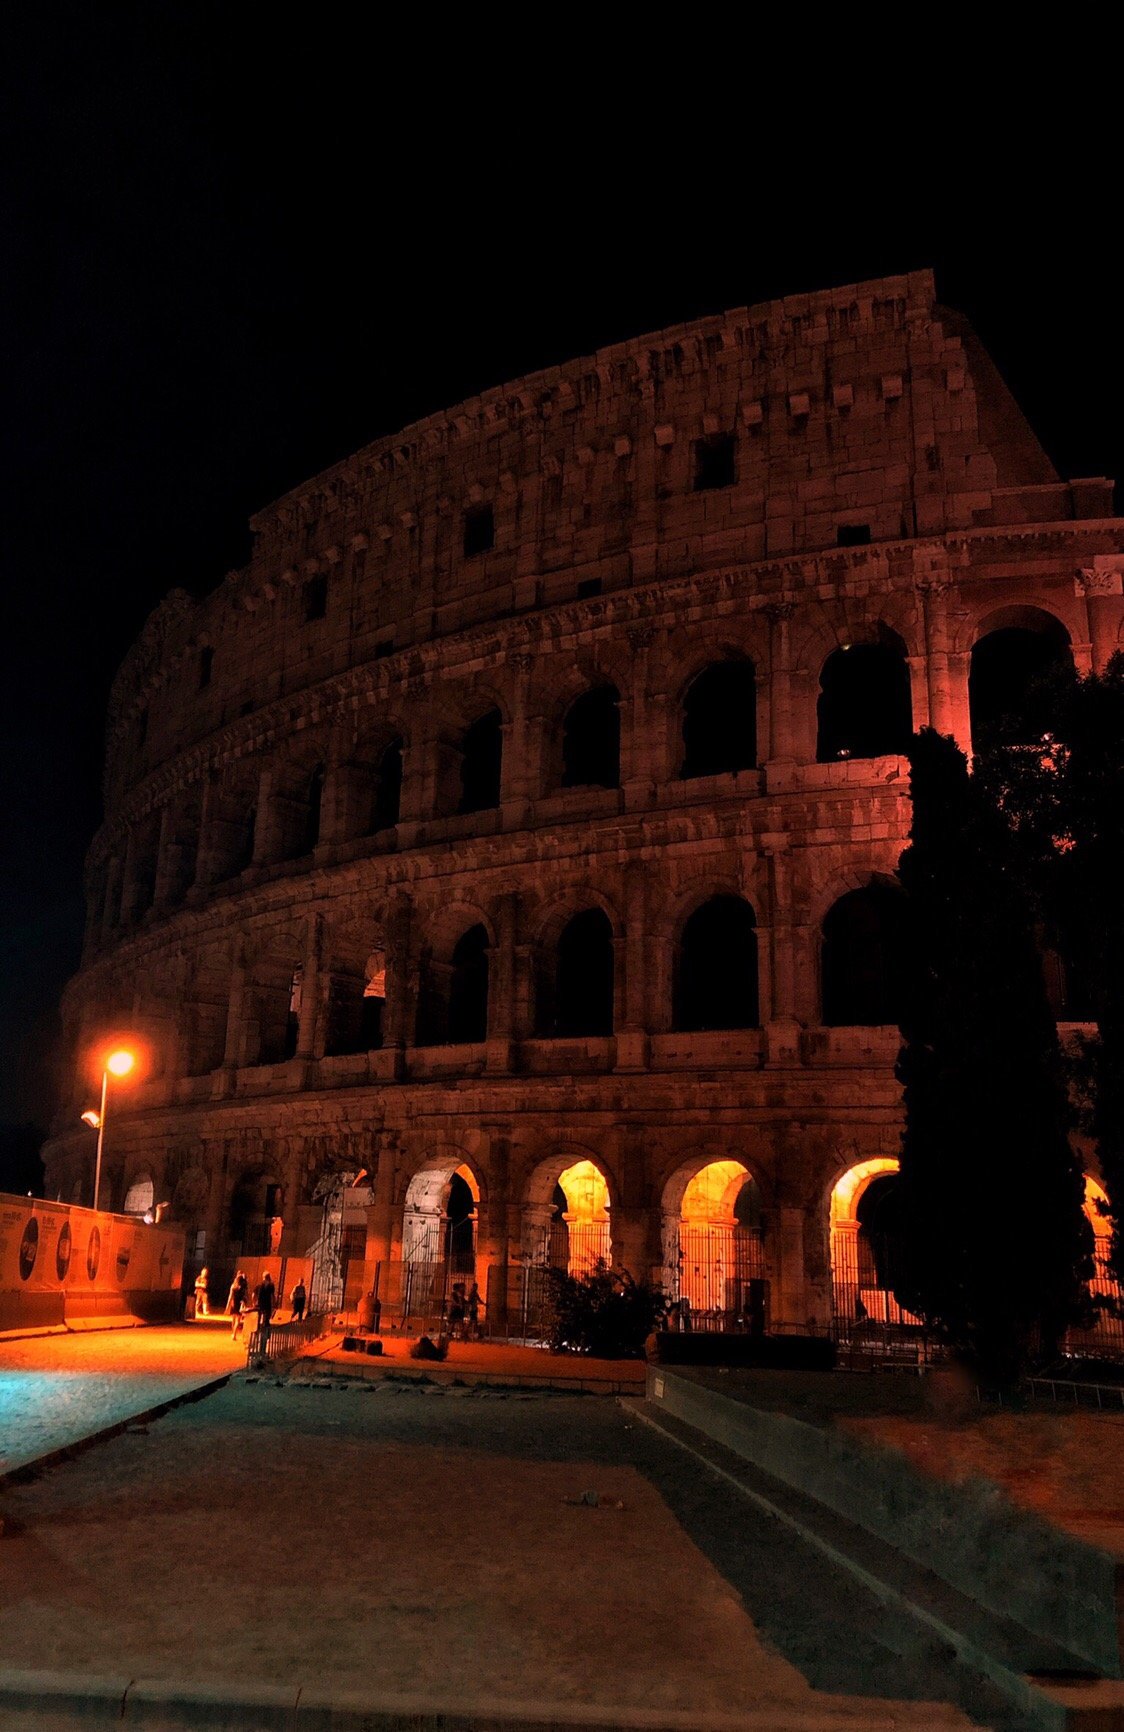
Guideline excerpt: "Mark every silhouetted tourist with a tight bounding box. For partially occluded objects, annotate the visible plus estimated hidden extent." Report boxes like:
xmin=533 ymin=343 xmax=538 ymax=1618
xmin=466 ymin=1281 xmax=482 ymax=1338
xmin=228 ymin=1271 xmax=248 ymax=1339
xmin=255 ymin=1271 xmax=275 ymax=1329
xmin=290 ymin=1278 xmax=307 ymax=1322
xmin=448 ymin=1281 xmax=466 ymax=1339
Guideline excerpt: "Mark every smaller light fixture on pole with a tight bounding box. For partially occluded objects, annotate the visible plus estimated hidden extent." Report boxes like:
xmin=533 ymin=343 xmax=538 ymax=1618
xmin=90 ymin=1049 xmax=136 ymax=1213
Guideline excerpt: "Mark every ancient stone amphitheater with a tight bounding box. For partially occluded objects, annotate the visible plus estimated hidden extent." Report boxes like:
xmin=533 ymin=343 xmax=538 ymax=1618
xmin=43 ymin=269 xmax=1124 ymax=1338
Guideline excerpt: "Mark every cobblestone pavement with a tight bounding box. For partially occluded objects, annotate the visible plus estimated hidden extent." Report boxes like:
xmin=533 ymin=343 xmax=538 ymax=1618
xmin=0 ymin=1324 xmax=243 ymax=1475
xmin=0 ymin=1376 xmax=976 ymax=1727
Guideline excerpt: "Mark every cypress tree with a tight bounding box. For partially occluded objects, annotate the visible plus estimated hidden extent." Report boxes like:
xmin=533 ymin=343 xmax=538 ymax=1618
xmin=981 ymin=656 xmax=1124 ymax=1290
xmin=894 ymin=729 xmax=1092 ymax=1383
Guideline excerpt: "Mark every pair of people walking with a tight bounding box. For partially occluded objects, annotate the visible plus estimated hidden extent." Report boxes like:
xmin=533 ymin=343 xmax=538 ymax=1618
xmin=226 ymin=1269 xmax=278 ymax=1339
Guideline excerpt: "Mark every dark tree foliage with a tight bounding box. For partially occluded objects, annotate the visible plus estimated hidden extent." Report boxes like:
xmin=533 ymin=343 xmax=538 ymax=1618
xmin=977 ymin=655 xmax=1124 ymax=1289
xmin=894 ymin=730 xmax=1092 ymax=1383
xmin=0 ymin=1123 xmax=45 ymax=1197
xmin=542 ymin=1261 xmax=663 ymax=1358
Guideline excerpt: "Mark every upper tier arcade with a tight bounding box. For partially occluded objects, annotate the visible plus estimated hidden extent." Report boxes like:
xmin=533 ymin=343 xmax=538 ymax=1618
xmin=102 ymin=269 xmax=1114 ymax=811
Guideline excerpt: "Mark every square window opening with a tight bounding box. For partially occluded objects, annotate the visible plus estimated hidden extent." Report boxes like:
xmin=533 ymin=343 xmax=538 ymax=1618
xmin=463 ymin=505 xmax=495 ymax=558
xmin=693 ymin=433 xmax=736 ymax=491
xmin=303 ymin=575 xmax=328 ymax=622
xmin=837 ymin=524 xmax=872 ymax=547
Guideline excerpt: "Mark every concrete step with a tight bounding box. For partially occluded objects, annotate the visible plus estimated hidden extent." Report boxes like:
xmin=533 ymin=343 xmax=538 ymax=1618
xmin=630 ymin=1398 xmax=1124 ymax=1731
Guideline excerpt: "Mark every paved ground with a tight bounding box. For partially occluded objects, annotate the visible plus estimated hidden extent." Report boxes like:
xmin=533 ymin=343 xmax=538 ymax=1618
xmin=0 ymin=1370 xmax=977 ymax=1728
xmin=0 ymin=1324 xmax=243 ymax=1476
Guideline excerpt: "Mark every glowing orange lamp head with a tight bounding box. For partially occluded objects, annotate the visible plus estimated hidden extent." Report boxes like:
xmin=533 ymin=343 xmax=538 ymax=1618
xmin=105 ymin=1049 xmax=136 ymax=1078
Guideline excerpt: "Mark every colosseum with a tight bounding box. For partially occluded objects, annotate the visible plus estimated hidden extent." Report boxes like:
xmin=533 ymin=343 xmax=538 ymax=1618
xmin=43 ymin=268 xmax=1124 ymax=1339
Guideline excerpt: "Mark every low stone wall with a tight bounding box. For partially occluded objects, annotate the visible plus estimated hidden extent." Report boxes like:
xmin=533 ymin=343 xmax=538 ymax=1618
xmin=648 ymin=1366 xmax=1123 ymax=1678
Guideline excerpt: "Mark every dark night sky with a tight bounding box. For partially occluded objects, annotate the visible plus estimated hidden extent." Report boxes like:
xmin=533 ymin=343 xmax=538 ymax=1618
xmin=1 ymin=10 xmax=1120 ymax=1134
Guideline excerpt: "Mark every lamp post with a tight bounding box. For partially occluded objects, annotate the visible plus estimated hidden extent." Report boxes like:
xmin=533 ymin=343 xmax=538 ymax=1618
xmin=86 ymin=1049 xmax=136 ymax=1212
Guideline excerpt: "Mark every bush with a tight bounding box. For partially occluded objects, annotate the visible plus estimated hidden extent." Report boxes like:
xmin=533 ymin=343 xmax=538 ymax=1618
xmin=542 ymin=1261 xmax=663 ymax=1358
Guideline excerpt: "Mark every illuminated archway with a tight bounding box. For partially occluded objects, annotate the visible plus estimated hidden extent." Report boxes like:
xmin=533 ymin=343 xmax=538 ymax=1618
xmin=829 ymin=1158 xmax=918 ymax=1331
xmin=523 ymin=1154 xmax=611 ymax=1275
xmin=662 ymin=1157 xmax=765 ymax=1328
xmin=398 ymin=1159 xmax=480 ymax=1325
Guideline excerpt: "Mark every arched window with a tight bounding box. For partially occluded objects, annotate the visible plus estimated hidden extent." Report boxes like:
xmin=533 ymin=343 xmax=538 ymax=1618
xmin=370 ymin=737 xmax=403 ymax=832
xmin=360 ymin=950 xmax=387 ymax=1048
xmin=562 ymin=685 xmax=620 ymax=789
xmin=123 ymin=1175 xmax=154 ymax=1218
xmin=543 ymin=908 xmax=615 ymax=1037
xmin=301 ymin=765 xmax=326 ymax=855
xmin=255 ymin=964 xmax=302 ymax=1065
xmin=458 ymin=710 xmax=503 ymax=814
xmin=674 ymin=896 xmax=759 ymax=1030
xmin=681 ymin=661 xmax=757 ymax=778
xmin=448 ymin=925 xmax=489 ymax=1044
xmin=969 ymin=613 xmax=1072 ymax=752
xmin=822 ymin=885 xmax=906 ymax=1026
xmin=816 ymin=637 xmax=912 ymax=762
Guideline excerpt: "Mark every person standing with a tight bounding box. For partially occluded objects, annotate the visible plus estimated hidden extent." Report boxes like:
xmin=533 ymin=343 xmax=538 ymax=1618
xmin=466 ymin=1281 xmax=483 ymax=1340
xmin=228 ymin=1270 xmax=249 ymax=1340
xmin=290 ymin=1278 xmax=307 ymax=1322
xmin=193 ymin=1267 xmax=210 ymax=1319
xmin=255 ymin=1270 xmax=276 ymax=1336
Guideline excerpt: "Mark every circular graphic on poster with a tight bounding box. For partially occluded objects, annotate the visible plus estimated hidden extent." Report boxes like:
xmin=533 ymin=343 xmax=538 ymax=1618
xmin=18 ymin=1217 xmax=39 ymax=1281
xmin=116 ymin=1239 xmax=131 ymax=1282
xmin=86 ymin=1225 xmax=101 ymax=1281
xmin=56 ymin=1220 xmax=72 ymax=1281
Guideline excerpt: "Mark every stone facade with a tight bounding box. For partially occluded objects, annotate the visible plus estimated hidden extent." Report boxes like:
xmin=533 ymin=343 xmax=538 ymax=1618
xmin=43 ymin=269 xmax=1124 ymax=1331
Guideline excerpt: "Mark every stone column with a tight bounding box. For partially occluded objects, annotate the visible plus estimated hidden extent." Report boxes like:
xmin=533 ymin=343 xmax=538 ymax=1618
xmin=1077 ymin=562 xmax=1124 ymax=672
xmin=763 ymin=836 xmax=800 ymax=1064
xmin=917 ymin=579 xmax=956 ymax=740
xmin=381 ymin=893 xmax=412 ymax=1074
xmin=296 ymin=916 xmax=324 ymax=1061
xmin=502 ymin=654 xmax=541 ymax=818
xmin=622 ymin=627 xmax=657 ymax=801
xmin=487 ymin=893 xmax=518 ymax=1072
xmin=221 ymin=941 xmax=247 ymax=1070
xmin=765 ymin=602 xmax=797 ymax=764
xmin=616 ymin=864 xmax=649 ymax=1070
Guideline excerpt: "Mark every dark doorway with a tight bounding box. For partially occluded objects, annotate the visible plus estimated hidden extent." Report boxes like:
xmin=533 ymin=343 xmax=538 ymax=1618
xmin=682 ymin=661 xmax=757 ymax=777
xmin=816 ymin=641 xmax=912 ymax=761
xmin=969 ymin=620 xmax=1072 ymax=751
xmin=675 ymin=896 xmax=759 ymax=1030
xmin=562 ymin=685 xmax=620 ymax=788
xmin=458 ymin=710 xmax=502 ymax=813
xmin=448 ymin=924 xmax=489 ymax=1044
xmin=370 ymin=737 xmax=403 ymax=831
xmin=822 ymin=886 xmax=906 ymax=1026
xmin=549 ymin=908 xmax=614 ymax=1037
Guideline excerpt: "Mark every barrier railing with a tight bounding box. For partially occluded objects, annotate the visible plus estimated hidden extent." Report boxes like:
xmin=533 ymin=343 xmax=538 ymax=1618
xmin=246 ymin=1312 xmax=326 ymax=1366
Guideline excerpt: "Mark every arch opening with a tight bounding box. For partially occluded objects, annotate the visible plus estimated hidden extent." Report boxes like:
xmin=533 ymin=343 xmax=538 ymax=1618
xmin=524 ymin=1157 xmax=611 ymax=1276
xmin=122 ymin=1174 xmax=155 ymax=1218
xmin=399 ymin=1160 xmax=480 ymax=1323
xmin=816 ymin=636 xmax=912 ymax=762
xmin=538 ymin=908 xmax=614 ymax=1038
xmin=662 ymin=1158 xmax=765 ymax=1331
xmin=822 ymin=885 xmax=906 ymax=1027
xmin=458 ymin=709 xmax=503 ymax=814
xmin=829 ymin=1158 xmax=917 ymax=1335
xmin=969 ymin=611 xmax=1073 ymax=752
xmin=674 ymin=895 xmax=759 ymax=1031
xmin=561 ymin=685 xmax=621 ymax=790
xmin=681 ymin=660 xmax=757 ymax=778
xmin=370 ymin=737 xmax=403 ymax=832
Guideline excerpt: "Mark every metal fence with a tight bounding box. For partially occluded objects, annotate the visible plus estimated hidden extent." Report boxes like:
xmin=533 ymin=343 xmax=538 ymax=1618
xmin=666 ymin=1226 xmax=766 ymax=1332
xmin=246 ymin=1312 xmax=326 ymax=1365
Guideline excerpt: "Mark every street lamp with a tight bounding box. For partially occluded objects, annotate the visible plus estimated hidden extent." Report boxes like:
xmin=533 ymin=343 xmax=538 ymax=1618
xmin=86 ymin=1048 xmax=136 ymax=1212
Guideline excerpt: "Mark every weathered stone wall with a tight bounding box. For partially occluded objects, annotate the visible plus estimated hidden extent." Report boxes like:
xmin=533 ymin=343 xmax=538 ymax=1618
xmin=44 ymin=270 xmax=1124 ymax=1329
